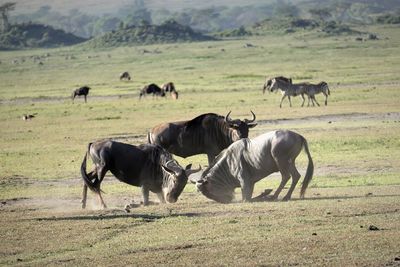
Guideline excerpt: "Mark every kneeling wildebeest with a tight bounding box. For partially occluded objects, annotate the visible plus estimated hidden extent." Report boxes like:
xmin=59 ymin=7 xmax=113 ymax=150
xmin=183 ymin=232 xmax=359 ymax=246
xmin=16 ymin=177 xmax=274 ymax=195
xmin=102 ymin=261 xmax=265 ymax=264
xmin=120 ymin=71 xmax=131 ymax=81
xmin=139 ymin=83 xmax=165 ymax=100
xmin=148 ymin=111 xmax=257 ymax=165
xmin=189 ymin=130 xmax=314 ymax=203
xmin=81 ymin=140 xmax=197 ymax=209
xmin=72 ymin=86 xmax=90 ymax=103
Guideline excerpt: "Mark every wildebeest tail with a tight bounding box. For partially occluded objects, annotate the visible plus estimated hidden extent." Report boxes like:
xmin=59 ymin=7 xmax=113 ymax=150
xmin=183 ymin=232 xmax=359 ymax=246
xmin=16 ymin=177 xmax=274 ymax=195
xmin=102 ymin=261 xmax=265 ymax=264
xmin=300 ymin=137 xmax=314 ymax=198
xmin=81 ymin=143 xmax=100 ymax=193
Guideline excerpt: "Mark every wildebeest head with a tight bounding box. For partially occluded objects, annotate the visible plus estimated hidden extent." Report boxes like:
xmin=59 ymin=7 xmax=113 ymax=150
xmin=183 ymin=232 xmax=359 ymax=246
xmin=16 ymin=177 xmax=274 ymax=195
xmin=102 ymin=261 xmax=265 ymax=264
xmin=225 ymin=110 xmax=257 ymax=139
xmin=160 ymin=160 xmax=200 ymax=203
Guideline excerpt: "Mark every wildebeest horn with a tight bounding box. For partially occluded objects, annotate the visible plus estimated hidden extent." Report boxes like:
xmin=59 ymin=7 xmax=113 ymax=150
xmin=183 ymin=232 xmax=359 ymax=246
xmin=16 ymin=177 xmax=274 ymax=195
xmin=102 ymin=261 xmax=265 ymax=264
xmin=225 ymin=111 xmax=232 ymax=123
xmin=185 ymin=164 xmax=202 ymax=177
xmin=244 ymin=110 xmax=256 ymax=123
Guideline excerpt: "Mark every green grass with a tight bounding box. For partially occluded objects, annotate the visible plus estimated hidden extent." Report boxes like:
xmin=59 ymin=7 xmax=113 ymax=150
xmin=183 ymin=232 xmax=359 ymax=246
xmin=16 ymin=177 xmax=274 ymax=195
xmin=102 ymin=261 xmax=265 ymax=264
xmin=0 ymin=24 xmax=400 ymax=266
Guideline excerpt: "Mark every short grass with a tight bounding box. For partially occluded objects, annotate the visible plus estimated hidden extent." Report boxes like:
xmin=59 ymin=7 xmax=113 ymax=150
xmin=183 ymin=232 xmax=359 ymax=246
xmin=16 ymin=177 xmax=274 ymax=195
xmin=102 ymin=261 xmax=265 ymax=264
xmin=0 ymin=24 xmax=399 ymax=266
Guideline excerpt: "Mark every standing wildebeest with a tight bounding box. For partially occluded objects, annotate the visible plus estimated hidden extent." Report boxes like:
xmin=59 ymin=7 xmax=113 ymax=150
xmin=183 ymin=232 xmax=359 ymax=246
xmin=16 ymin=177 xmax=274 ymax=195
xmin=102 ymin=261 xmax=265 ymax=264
xmin=148 ymin=111 xmax=257 ymax=165
xmin=189 ymin=130 xmax=314 ymax=203
xmin=81 ymin=140 xmax=197 ymax=209
xmin=119 ymin=71 xmax=131 ymax=81
xmin=263 ymin=76 xmax=292 ymax=94
xmin=303 ymin=81 xmax=330 ymax=106
xmin=72 ymin=86 xmax=90 ymax=103
xmin=268 ymin=78 xmax=308 ymax=108
xmin=139 ymin=83 xmax=166 ymax=100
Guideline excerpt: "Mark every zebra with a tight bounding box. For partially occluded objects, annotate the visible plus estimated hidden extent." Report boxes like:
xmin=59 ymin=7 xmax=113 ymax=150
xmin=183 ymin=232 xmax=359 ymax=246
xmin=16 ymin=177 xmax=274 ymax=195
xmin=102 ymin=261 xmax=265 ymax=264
xmin=263 ymin=76 xmax=292 ymax=94
xmin=303 ymin=82 xmax=330 ymax=106
xmin=268 ymin=78 xmax=307 ymax=108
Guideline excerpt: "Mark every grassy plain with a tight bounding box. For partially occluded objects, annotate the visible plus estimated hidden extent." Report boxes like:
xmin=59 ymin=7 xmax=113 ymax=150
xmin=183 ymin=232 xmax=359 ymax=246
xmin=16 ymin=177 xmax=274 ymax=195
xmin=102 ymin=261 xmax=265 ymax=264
xmin=0 ymin=25 xmax=400 ymax=266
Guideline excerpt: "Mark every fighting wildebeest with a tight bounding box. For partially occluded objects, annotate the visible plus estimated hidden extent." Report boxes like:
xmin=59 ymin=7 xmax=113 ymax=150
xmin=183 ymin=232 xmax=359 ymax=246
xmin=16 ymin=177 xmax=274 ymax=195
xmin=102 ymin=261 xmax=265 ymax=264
xmin=148 ymin=111 xmax=257 ymax=165
xmin=81 ymin=140 xmax=197 ymax=209
xmin=268 ymin=78 xmax=308 ymax=108
xmin=189 ymin=130 xmax=314 ymax=203
xmin=303 ymin=81 xmax=330 ymax=106
xmin=263 ymin=76 xmax=292 ymax=94
xmin=72 ymin=86 xmax=90 ymax=103
xmin=119 ymin=71 xmax=131 ymax=81
xmin=139 ymin=83 xmax=165 ymax=100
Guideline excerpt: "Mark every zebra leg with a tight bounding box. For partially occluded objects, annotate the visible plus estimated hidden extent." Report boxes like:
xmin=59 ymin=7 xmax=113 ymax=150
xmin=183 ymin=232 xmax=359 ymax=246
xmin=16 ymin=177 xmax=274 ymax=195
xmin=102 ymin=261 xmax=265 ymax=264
xmin=279 ymin=95 xmax=287 ymax=108
xmin=312 ymin=96 xmax=320 ymax=107
xmin=324 ymin=93 xmax=328 ymax=106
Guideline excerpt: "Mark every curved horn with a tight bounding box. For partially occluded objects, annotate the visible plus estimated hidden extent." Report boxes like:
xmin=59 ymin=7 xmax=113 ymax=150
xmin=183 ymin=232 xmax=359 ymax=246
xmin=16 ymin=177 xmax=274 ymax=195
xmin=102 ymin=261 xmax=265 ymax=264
xmin=185 ymin=164 xmax=202 ymax=177
xmin=225 ymin=111 xmax=233 ymax=123
xmin=244 ymin=110 xmax=256 ymax=123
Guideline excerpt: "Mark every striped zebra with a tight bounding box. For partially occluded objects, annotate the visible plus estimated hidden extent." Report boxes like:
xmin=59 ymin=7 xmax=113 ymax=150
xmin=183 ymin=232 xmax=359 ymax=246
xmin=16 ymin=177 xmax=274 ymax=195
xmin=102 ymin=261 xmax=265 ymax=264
xmin=303 ymin=81 xmax=330 ymax=106
xmin=263 ymin=76 xmax=292 ymax=94
xmin=268 ymin=78 xmax=307 ymax=108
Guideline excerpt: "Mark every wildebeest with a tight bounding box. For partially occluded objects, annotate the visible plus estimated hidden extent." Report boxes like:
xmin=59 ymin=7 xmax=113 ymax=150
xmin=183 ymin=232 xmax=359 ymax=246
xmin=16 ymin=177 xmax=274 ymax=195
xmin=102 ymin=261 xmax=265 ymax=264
xmin=148 ymin=111 xmax=257 ymax=165
xmin=162 ymin=82 xmax=179 ymax=99
xmin=120 ymin=71 xmax=131 ymax=81
xmin=139 ymin=83 xmax=165 ymax=100
xmin=72 ymin=86 xmax=90 ymax=103
xmin=268 ymin=78 xmax=308 ymax=108
xmin=161 ymin=82 xmax=176 ymax=93
xmin=303 ymin=81 xmax=330 ymax=106
xmin=189 ymin=130 xmax=314 ymax=203
xmin=81 ymin=140 xmax=197 ymax=209
xmin=263 ymin=76 xmax=292 ymax=94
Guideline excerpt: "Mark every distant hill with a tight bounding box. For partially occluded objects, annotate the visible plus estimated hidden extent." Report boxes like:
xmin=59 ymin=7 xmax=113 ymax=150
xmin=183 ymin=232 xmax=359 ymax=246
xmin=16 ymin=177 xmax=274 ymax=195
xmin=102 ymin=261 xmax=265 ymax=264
xmin=0 ymin=23 xmax=86 ymax=50
xmin=83 ymin=20 xmax=214 ymax=48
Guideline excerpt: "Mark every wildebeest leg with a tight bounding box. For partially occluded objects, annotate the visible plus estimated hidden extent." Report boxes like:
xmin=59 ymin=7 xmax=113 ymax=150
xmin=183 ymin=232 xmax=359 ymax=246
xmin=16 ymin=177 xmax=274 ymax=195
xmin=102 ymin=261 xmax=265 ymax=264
xmin=282 ymin=163 xmax=301 ymax=201
xmin=272 ymin=160 xmax=291 ymax=200
xmin=96 ymin=165 xmax=108 ymax=209
xmin=157 ymin=193 xmax=166 ymax=204
xmin=288 ymin=96 xmax=292 ymax=107
xmin=279 ymin=95 xmax=287 ymax=108
xmin=324 ymin=93 xmax=328 ymax=106
xmin=141 ymin=186 xmax=150 ymax=206
xmin=301 ymin=94 xmax=305 ymax=107
xmin=240 ymin=180 xmax=254 ymax=202
xmin=81 ymin=183 xmax=88 ymax=209
xmin=84 ymin=95 xmax=87 ymax=103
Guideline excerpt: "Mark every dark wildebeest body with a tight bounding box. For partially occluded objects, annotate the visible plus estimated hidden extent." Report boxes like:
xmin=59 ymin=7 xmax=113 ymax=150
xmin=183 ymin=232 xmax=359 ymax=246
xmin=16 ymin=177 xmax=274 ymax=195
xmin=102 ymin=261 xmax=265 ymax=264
xmin=120 ymin=71 xmax=131 ymax=81
xmin=72 ymin=86 xmax=90 ymax=103
xmin=263 ymin=76 xmax=292 ymax=94
xmin=139 ymin=83 xmax=165 ymax=99
xmin=81 ymin=140 xmax=196 ymax=208
xmin=148 ymin=112 xmax=257 ymax=165
xmin=189 ymin=130 xmax=314 ymax=203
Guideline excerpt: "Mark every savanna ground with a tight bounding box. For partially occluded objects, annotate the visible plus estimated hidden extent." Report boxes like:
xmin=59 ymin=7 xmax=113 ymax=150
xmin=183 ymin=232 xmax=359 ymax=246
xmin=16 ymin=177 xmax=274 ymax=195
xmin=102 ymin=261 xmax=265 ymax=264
xmin=0 ymin=25 xmax=400 ymax=266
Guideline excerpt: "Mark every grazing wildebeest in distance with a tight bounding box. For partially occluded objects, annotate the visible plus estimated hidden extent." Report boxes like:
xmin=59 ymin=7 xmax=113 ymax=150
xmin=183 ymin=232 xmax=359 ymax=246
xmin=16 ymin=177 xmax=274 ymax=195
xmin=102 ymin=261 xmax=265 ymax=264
xmin=139 ymin=83 xmax=165 ymax=100
xmin=162 ymin=82 xmax=176 ymax=93
xmin=303 ymin=81 xmax=330 ymax=106
xmin=263 ymin=76 xmax=292 ymax=94
xmin=72 ymin=86 xmax=90 ymax=103
xmin=148 ymin=111 xmax=257 ymax=165
xmin=119 ymin=71 xmax=131 ymax=81
xmin=268 ymin=78 xmax=308 ymax=108
xmin=189 ymin=130 xmax=314 ymax=203
xmin=162 ymin=82 xmax=179 ymax=99
xmin=81 ymin=140 xmax=197 ymax=208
